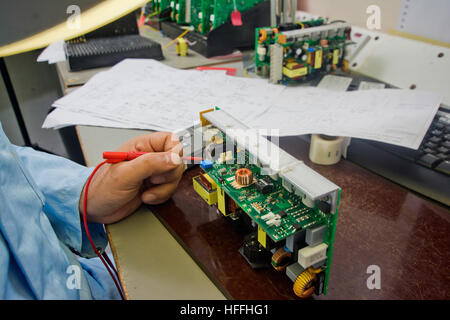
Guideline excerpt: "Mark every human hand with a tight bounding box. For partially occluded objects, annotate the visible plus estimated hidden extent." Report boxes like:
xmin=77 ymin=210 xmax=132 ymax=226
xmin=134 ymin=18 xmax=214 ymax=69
xmin=79 ymin=132 xmax=184 ymax=224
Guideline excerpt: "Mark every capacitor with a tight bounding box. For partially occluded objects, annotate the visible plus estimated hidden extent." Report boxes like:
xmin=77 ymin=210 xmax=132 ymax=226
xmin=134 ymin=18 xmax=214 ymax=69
xmin=295 ymin=48 xmax=303 ymax=56
xmin=257 ymin=45 xmax=267 ymax=61
xmin=301 ymin=54 xmax=308 ymax=61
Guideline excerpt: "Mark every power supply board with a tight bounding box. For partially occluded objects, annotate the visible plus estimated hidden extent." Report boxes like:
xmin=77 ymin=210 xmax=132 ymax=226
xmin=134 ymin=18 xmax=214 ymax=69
xmin=193 ymin=108 xmax=341 ymax=298
xmin=255 ymin=19 xmax=352 ymax=83
xmin=146 ymin=0 xmax=265 ymax=34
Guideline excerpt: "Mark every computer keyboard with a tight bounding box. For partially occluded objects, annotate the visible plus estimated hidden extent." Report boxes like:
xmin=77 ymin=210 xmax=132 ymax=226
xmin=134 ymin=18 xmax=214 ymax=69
xmin=346 ymin=107 xmax=450 ymax=206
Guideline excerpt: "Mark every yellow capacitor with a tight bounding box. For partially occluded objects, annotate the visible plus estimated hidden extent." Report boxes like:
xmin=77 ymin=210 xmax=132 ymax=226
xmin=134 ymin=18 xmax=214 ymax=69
xmin=217 ymin=187 xmax=228 ymax=216
xmin=314 ymin=50 xmax=323 ymax=69
xmin=283 ymin=66 xmax=308 ymax=79
xmin=258 ymin=225 xmax=267 ymax=248
xmin=332 ymin=49 xmax=339 ymax=65
xmin=176 ymin=38 xmax=188 ymax=56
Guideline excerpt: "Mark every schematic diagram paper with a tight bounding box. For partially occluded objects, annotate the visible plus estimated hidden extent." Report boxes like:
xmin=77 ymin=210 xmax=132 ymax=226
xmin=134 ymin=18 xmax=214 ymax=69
xmin=249 ymin=87 xmax=442 ymax=149
xmin=48 ymin=59 xmax=442 ymax=149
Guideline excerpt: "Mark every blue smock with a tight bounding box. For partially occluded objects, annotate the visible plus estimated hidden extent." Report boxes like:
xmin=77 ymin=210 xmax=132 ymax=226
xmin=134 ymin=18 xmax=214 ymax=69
xmin=0 ymin=123 xmax=121 ymax=299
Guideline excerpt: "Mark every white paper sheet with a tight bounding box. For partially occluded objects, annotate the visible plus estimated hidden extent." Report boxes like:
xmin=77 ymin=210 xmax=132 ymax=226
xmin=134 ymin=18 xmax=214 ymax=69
xmin=42 ymin=108 xmax=164 ymax=130
xmin=46 ymin=59 xmax=442 ymax=150
xmin=249 ymin=87 xmax=442 ymax=149
xmin=51 ymin=59 xmax=285 ymax=131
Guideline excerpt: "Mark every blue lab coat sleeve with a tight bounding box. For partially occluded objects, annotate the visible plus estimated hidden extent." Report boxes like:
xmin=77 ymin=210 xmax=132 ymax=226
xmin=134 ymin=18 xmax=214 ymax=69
xmin=11 ymin=145 xmax=108 ymax=258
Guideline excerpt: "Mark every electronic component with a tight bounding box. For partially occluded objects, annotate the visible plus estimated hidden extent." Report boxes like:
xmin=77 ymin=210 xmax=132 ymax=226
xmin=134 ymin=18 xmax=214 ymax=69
xmin=271 ymin=247 xmax=292 ymax=271
xmin=176 ymin=37 xmax=188 ymax=56
xmin=193 ymin=174 xmax=217 ymax=205
xmin=193 ymin=108 xmax=341 ymax=298
xmin=293 ymin=267 xmax=322 ymax=299
xmin=255 ymin=178 xmax=274 ymax=194
xmin=286 ymin=263 xmax=305 ymax=283
xmin=277 ymin=210 xmax=287 ymax=218
xmin=255 ymin=19 xmax=351 ymax=84
xmin=298 ymin=243 xmax=328 ymax=269
xmin=217 ymin=186 xmax=227 ymax=215
xmin=235 ymin=168 xmax=253 ymax=186
xmin=305 ymin=225 xmax=327 ymax=246
xmin=241 ymin=233 xmax=272 ymax=268
xmin=200 ymin=159 xmax=213 ymax=170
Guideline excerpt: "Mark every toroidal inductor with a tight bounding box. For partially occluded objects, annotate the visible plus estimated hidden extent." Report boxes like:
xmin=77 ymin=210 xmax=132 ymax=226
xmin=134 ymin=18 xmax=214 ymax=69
xmin=235 ymin=168 xmax=253 ymax=186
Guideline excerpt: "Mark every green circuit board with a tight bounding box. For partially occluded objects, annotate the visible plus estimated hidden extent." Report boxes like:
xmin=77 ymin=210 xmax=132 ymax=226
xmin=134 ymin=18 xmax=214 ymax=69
xmin=146 ymin=0 xmax=266 ymax=34
xmin=255 ymin=19 xmax=351 ymax=83
xmin=204 ymin=162 xmax=332 ymax=242
xmin=212 ymin=0 xmax=265 ymax=29
xmin=200 ymin=131 xmax=338 ymax=245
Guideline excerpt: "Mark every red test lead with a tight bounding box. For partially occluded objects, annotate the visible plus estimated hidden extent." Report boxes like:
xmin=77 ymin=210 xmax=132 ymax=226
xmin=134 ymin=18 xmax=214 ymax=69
xmin=102 ymin=151 xmax=202 ymax=163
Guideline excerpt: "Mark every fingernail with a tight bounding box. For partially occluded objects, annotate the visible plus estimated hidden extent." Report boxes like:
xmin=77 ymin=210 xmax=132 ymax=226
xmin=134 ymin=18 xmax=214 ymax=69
xmin=145 ymin=193 xmax=157 ymax=202
xmin=150 ymin=175 xmax=165 ymax=184
xmin=170 ymin=152 xmax=182 ymax=165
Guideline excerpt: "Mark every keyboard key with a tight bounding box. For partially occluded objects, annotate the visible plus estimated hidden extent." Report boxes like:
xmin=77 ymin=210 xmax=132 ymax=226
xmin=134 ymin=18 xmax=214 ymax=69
xmin=442 ymin=141 xmax=450 ymax=149
xmin=422 ymin=148 xmax=436 ymax=154
xmin=417 ymin=154 xmax=442 ymax=168
xmin=436 ymin=161 xmax=450 ymax=175
xmin=437 ymin=146 xmax=449 ymax=154
xmin=424 ymin=141 xmax=438 ymax=149
xmin=429 ymin=136 xmax=442 ymax=144
xmin=431 ymin=129 xmax=443 ymax=136
xmin=434 ymin=122 xmax=445 ymax=130
xmin=436 ymin=153 xmax=448 ymax=160
xmin=444 ymin=134 xmax=450 ymax=140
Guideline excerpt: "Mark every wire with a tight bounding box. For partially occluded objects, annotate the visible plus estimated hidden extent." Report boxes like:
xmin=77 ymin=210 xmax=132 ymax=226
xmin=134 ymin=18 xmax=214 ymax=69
xmin=293 ymin=267 xmax=322 ymax=299
xmin=271 ymin=247 xmax=292 ymax=271
xmin=83 ymin=160 xmax=125 ymax=300
xmin=162 ymin=28 xmax=190 ymax=50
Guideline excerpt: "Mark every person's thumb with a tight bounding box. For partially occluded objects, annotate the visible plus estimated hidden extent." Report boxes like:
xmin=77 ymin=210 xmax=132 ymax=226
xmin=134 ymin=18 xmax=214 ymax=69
xmin=116 ymin=151 xmax=181 ymax=184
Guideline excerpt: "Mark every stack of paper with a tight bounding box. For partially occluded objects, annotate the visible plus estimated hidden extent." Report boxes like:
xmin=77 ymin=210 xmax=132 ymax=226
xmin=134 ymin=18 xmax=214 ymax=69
xmin=46 ymin=59 xmax=285 ymax=133
xmin=44 ymin=59 xmax=443 ymax=149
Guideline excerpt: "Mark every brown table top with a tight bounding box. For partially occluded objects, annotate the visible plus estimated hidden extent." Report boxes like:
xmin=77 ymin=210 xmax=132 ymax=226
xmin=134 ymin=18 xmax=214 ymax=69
xmin=150 ymin=136 xmax=450 ymax=300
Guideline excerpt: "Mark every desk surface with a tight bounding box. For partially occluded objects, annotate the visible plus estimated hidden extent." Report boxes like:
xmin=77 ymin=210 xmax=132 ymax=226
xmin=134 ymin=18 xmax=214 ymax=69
xmin=78 ymin=126 xmax=450 ymax=300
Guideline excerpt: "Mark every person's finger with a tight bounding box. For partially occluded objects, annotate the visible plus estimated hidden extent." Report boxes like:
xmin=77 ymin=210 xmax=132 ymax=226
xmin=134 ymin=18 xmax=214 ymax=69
xmin=115 ymin=151 xmax=182 ymax=184
xmin=136 ymin=132 xmax=181 ymax=153
xmin=141 ymin=181 xmax=179 ymax=204
xmin=116 ymin=132 xmax=181 ymax=153
xmin=148 ymin=163 xmax=184 ymax=185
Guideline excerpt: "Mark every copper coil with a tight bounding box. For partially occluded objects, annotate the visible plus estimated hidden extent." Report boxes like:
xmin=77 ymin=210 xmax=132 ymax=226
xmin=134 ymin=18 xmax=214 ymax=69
xmin=235 ymin=168 xmax=253 ymax=186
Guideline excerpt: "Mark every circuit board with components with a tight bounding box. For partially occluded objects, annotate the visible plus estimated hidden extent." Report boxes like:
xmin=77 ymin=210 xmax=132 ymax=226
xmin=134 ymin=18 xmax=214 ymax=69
xmin=202 ymin=141 xmax=331 ymax=242
xmin=193 ymin=108 xmax=341 ymax=298
xmin=255 ymin=19 xmax=351 ymax=83
xmin=146 ymin=0 xmax=265 ymax=34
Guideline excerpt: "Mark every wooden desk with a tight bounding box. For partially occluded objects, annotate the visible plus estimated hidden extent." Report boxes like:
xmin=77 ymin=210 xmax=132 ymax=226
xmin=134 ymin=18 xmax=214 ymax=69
xmin=148 ymin=136 xmax=450 ymax=300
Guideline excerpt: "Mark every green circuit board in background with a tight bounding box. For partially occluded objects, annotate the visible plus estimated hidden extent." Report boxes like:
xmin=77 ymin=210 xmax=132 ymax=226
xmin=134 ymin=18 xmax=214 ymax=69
xmin=212 ymin=0 xmax=265 ymax=29
xmin=146 ymin=0 xmax=267 ymax=34
xmin=254 ymin=19 xmax=350 ymax=83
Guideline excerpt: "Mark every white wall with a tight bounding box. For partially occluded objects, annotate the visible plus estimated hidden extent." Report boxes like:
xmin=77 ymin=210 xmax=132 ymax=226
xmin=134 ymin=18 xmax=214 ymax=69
xmin=298 ymin=0 xmax=403 ymax=32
